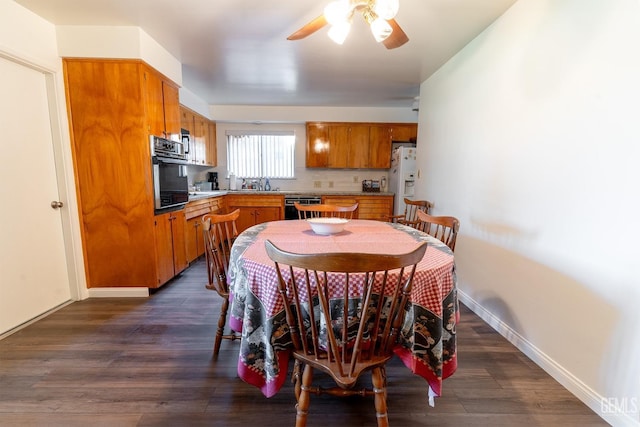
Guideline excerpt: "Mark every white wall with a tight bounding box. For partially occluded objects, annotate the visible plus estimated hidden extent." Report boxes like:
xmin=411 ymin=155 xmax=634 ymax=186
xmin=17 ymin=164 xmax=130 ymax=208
xmin=417 ymin=0 xmax=640 ymax=425
xmin=56 ymin=26 xmax=182 ymax=85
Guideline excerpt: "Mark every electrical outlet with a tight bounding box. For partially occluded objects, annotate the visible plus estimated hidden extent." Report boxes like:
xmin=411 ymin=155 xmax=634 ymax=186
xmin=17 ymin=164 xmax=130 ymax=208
xmin=353 ymin=176 xmax=359 ymax=183
xmin=314 ymin=181 xmax=321 ymax=188
xmin=328 ymin=181 xmax=334 ymax=188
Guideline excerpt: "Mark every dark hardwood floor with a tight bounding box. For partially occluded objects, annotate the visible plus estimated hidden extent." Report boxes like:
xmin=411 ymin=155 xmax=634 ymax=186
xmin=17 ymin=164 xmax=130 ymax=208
xmin=0 ymin=258 xmax=607 ymax=426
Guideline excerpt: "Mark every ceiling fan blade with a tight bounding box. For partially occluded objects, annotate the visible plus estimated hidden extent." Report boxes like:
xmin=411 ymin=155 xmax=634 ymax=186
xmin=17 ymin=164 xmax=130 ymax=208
xmin=287 ymin=15 xmax=328 ymax=40
xmin=383 ymin=19 xmax=409 ymax=49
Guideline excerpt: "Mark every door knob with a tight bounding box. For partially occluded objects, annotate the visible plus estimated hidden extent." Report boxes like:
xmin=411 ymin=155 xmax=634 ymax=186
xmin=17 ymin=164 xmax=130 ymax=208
xmin=51 ymin=201 xmax=64 ymax=209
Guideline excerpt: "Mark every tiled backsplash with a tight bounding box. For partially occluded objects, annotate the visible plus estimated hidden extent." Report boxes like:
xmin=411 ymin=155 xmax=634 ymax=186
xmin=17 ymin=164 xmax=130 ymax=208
xmin=189 ymin=166 xmax=389 ymax=193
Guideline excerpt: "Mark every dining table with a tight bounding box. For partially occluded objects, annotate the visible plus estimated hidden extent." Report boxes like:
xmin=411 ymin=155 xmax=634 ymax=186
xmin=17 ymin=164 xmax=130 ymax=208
xmin=227 ymin=218 xmax=458 ymax=402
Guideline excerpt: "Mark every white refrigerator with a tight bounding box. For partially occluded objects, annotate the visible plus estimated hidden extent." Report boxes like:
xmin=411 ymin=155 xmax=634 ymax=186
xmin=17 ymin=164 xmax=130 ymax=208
xmin=388 ymin=146 xmax=417 ymax=216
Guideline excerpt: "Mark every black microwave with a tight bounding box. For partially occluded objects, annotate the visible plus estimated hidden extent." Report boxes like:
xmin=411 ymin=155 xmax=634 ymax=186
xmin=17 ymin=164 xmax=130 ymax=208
xmin=150 ymin=136 xmax=189 ymax=212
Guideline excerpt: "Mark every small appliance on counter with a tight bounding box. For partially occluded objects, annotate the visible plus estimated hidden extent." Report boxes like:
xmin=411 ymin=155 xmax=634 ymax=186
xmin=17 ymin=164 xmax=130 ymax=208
xmin=208 ymin=172 xmax=219 ymax=190
xmin=362 ymin=179 xmax=381 ymax=192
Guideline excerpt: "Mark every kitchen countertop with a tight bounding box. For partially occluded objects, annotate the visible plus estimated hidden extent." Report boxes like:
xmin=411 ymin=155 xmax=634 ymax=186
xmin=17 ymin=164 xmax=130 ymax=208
xmin=187 ymin=190 xmax=395 ymax=202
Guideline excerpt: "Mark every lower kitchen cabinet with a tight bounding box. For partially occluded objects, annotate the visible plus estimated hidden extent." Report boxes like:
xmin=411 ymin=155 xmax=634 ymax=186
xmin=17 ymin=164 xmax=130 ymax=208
xmin=155 ymin=210 xmax=188 ymax=287
xmin=226 ymin=194 xmax=284 ymax=233
xmin=184 ymin=196 xmax=224 ymax=263
xmin=321 ymin=195 xmax=393 ymax=221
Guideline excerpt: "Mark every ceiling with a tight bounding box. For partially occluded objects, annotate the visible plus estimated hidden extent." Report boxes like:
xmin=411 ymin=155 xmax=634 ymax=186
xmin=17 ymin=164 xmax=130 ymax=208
xmin=15 ymin=0 xmax=516 ymax=108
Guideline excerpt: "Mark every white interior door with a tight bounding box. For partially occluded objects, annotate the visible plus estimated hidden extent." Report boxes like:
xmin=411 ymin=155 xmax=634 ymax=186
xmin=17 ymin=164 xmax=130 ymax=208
xmin=0 ymin=56 xmax=72 ymax=334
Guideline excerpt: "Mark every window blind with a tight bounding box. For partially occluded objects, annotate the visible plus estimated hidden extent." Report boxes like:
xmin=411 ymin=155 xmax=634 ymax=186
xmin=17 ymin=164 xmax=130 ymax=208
xmin=226 ymin=131 xmax=295 ymax=179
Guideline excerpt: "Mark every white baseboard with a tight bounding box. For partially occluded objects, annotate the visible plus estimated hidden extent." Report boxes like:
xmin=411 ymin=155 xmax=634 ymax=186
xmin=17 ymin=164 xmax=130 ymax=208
xmin=0 ymin=300 xmax=74 ymax=340
xmin=87 ymin=287 xmax=149 ymax=298
xmin=458 ymin=290 xmax=639 ymax=427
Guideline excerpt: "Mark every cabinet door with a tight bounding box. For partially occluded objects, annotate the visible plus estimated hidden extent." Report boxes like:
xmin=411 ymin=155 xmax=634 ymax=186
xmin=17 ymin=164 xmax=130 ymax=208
xmin=171 ymin=210 xmax=188 ymax=274
xmin=180 ymin=107 xmax=196 ymax=162
xmin=155 ymin=212 xmax=175 ymax=286
xmin=231 ymin=207 xmax=256 ymax=234
xmin=347 ymin=125 xmax=370 ymax=168
xmin=185 ymin=217 xmax=200 ymax=263
xmin=368 ymin=126 xmax=393 ymax=169
xmin=143 ymin=68 xmax=180 ymax=139
xmin=356 ymin=196 xmax=393 ymax=220
xmin=326 ymin=124 xmax=370 ymax=168
xmin=193 ymin=114 xmax=207 ymax=165
xmin=162 ymin=81 xmax=181 ymax=139
xmin=390 ymin=124 xmax=417 ymax=142
xmin=328 ymin=125 xmax=350 ymax=168
xmin=306 ymin=123 xmax=329 ymax=168
xmin=206 ymin=120 xmax=217 ymax=166
xmin=155 ymin=211 xmax=187 ymax=286
xmin=254 ymin=207 xmax=281 ymax=225
xmin=144 ymin=70 xmax=166 ymax=137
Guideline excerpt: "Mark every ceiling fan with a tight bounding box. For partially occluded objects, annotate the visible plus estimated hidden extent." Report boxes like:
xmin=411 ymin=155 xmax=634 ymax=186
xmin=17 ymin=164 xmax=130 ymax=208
xmin=287 ymin=0 xmax=409 ymax=49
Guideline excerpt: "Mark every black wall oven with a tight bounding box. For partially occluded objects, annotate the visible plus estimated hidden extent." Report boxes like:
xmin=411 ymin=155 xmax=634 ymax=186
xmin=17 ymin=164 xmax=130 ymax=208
xmin=150 ymin=135 xmax=189 ymax=212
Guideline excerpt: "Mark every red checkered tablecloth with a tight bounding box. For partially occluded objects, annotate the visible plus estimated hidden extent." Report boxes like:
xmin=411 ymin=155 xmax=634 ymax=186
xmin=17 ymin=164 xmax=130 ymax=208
xmin=228 ymin=219 xmax=457 ymax=398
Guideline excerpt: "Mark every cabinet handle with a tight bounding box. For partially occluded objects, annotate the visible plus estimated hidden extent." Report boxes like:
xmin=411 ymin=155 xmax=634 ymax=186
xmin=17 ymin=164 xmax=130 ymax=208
xmin=50 ymin=201 xmax=64 ymax=209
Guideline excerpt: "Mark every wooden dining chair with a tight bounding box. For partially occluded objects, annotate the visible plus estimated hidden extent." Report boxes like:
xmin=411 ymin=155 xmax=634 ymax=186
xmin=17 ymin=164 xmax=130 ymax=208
xmin=294 ymin=202 xmax=358 ymax=219
xmin=388 ymin=198 xmax=434 ymax=228
xmin=415 ymin=209 xmax=460 ymax=252
xmin=202 ymin=209 xmax=241 ymax=357
xmin=265 ymin=239 xmax=428 ymax=427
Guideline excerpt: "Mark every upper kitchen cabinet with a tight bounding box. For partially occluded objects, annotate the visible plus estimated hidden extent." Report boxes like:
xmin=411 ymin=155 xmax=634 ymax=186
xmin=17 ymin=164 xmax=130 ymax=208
xmin=306 ymin=122 xmax=330 ymax=168
xmin=63 ymin=58 xmax=181 ymax=289
xmin=388 ymin=124 xmax=418 ymax=142
xmin=180 ymin=105 xmax=216 ymax=166
xmin=145 ymin=69 xmax=181 ymax=139
xmin=180 ymin=106 xmax=195 ymax=160
xmin=368 ymin=126 xmax=394 ymax=169
xmin=306 ymin=122 xmax=411 ymax=169
xmin=206 ymin=120 xmax=218 ymax=166
xmin=328 ymin=124 xmax=370 ymax=168
xmin=307 ymin=122 xmax=369 ymax=168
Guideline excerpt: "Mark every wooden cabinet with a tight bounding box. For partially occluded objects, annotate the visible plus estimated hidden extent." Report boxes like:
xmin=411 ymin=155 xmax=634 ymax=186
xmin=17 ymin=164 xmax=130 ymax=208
xmin=368 ymin=126 xmax=394 ymax=169
xmin=306 ymin=122 xmax=416 ymax=169
xmin=226 ymin=194 xmax=284 ymax=233
xmin=145 ymin=69 xmax=180 ymax=139
xmin=180 ymin=107 xmax=196 ymax=162
xmin=388 ymin=124 xmax=417 ymax=142
xmin=206 ymin=120 xmax=218 ymax=166
xmin=144 ymin=70 xmax=180 ymax=138
xmin=321 ymin=195 xmax=393 ymax=221
xmin=305 ymin=122 xmax=329 ymax=168
xmin=327 ymin=125 xmax=370 ymax=168
xmin=180 ymin=105 xmax=217 ymax=166
xmin=64 ymin=58 xmax=184 ymax=288
xmin=193 ymin=114 xmax=207 ymax=165
xmin=307 ymin=122 xmax=370 ymax=168
xmin=155 ymin=210 xmax=188 ymax=286
xmin=184 ymin=196 xmax=224 ymax=263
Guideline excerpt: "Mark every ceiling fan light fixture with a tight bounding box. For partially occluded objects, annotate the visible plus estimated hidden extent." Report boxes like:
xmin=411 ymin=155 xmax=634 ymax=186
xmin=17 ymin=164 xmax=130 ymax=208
xmin=328 ymin=22 xmax=352 ymax=44
xmin=372 ymin=0 xmax=399 ymax=20
xmin=370 ymin=16 xmax=393 ymax=42
xmin=324 ymin=0 xmax=351 ymax=26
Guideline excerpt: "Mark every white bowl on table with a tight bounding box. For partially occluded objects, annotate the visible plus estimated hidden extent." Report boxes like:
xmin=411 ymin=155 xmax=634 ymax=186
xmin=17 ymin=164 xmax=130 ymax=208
xmin=307 ymin=218 xmax=349 ymax=235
